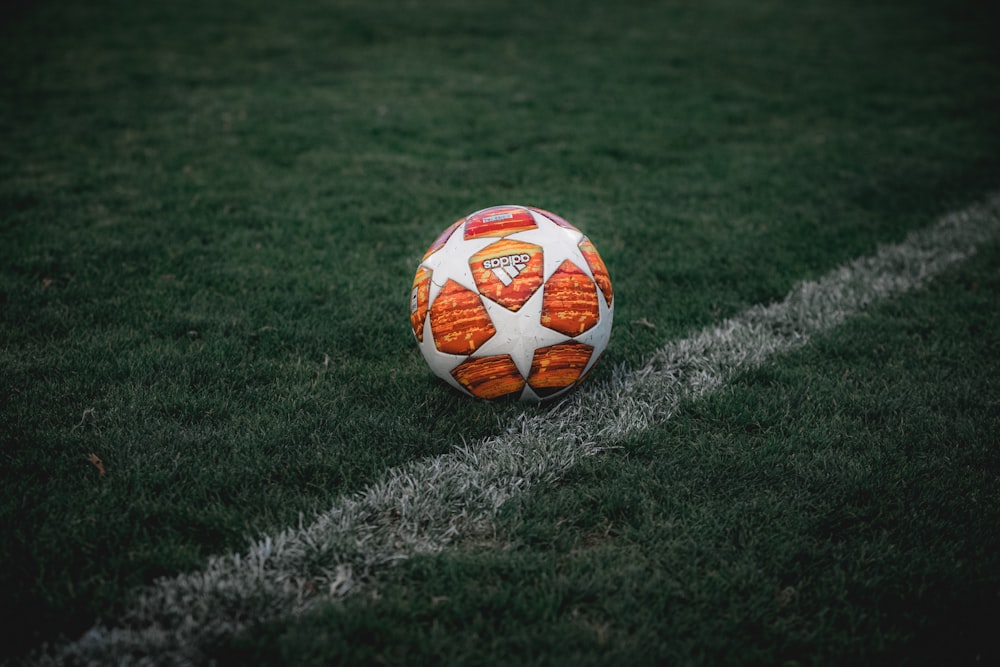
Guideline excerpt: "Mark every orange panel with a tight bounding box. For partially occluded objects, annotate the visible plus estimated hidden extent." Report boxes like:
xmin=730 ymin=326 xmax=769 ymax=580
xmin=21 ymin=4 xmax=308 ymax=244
xmin=430 ymin=280 xmax=496 ymax=354
xmin=464 ymin=206 xmax=538 ymax=239
xmin=541 ymin=260 xmax=600 ymax=336
xmin=422 ymin=217 xmax=464 ymax=261
xmin=578 ymin=237 xmax=613 ymax=306
xmin=410 ymin=266 xmax=432 ymax=341
xmin=469 ymin=239 xmax=544 ymax=312
xmin=527 ymin=341 xmax=594 ymax=396
xmin=451 ymin=355 xmax=525 ymax=399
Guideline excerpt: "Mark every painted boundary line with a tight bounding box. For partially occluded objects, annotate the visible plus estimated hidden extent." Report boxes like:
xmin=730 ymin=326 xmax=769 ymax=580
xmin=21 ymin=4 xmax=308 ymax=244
xmin=41 ymin=193 xmax=1000 ymax=665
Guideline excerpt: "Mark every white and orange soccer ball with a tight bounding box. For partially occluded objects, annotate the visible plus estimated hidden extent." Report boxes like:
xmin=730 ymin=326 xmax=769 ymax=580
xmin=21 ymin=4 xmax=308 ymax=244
xmin=410 ymin=205 xmax=614 ymax=401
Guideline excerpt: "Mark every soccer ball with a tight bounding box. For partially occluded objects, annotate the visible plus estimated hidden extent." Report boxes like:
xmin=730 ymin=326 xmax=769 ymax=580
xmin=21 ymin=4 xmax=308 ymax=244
xmin=410 ymin=205 xmax=614 ymax=401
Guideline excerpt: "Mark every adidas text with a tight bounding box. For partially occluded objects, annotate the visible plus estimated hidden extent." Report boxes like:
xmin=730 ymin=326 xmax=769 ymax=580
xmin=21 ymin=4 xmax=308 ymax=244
xmin=482 ymin=253 xmax=531 ymax=270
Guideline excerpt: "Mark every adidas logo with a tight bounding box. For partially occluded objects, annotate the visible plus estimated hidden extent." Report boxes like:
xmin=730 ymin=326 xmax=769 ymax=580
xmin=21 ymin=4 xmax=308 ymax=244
xmin=482 ymin=253 xmax=532 ymax=286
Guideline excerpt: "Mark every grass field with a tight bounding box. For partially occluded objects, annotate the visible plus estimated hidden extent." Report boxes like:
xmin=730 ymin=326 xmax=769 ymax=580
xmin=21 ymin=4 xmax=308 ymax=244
xmin=2 ymin=0 xmax=999 ymax=664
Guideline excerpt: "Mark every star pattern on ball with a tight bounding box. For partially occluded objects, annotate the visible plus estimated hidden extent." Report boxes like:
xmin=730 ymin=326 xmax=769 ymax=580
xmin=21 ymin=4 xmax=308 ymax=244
xmin=421 ymin=223 xmax=495 ymax=306
xmin=507 ymin=210 xmax=591 ymax=284
xmin=412 ymin=206 xmax=613 ymax=402
xmin=475 ymin=286 xmax=569 ymax=379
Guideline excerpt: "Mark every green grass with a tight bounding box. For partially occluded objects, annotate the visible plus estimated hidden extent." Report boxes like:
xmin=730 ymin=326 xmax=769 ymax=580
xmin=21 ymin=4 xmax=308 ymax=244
xmin=219 ymin=244 xmax=1000 ymax=666
xmin=2 ymin=0 xmax=999 ymax=662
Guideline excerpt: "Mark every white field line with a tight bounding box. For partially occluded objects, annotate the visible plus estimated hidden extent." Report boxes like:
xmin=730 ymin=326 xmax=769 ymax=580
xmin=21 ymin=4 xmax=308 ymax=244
xmin=41 ymin=194 xmax=1000 ymax=665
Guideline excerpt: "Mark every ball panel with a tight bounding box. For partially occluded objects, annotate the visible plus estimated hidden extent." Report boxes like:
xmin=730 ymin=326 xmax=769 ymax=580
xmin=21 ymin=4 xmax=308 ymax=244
xmin=429 ymin=279 xmax=496 ymax=354
xmin=527 ymin=341 xmax=594 ymax=396
xmin=469 ymin=239 xmax=544 ymax=312
xmin=541 ymin=259 xmax=600 ymax=336
xmin=578 ymin=237 xmax=613 ymax=306
xmin=410 ymin=266 xmax=433 ymax=341
xmin=572 ymin=295 xmax=614 ymax=377
xmin=451 ymin=355 xmax=525 ymax=399
xmin=464 ymin=206 xmax=538 ymax=239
